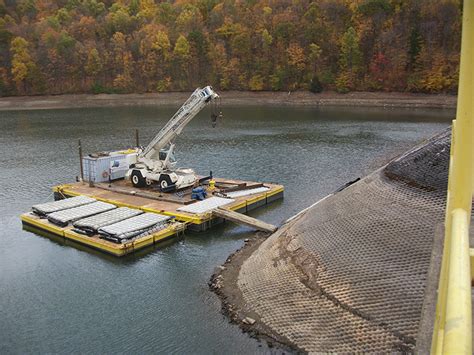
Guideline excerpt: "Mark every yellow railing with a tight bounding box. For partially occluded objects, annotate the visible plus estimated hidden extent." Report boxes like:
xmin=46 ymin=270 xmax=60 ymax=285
xmin=431 ymin=1 xmax=474 ymax=354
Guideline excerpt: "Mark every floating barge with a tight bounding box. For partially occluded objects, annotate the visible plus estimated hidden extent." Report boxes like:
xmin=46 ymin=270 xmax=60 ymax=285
xmin=21 ymin=177 xmax=283 ymax=257
xmin=21 ymin=87 xmax=283 ymax=256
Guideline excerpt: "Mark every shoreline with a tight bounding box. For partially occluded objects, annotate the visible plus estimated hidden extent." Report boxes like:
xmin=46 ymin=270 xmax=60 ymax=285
xmin=0 ymin=91 xmax=456 ymax=111
xmin=208 ymin=231 xmax=302 ymax=353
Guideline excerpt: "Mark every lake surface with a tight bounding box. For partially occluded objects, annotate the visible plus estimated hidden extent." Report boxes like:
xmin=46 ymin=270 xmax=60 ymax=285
xmin=0 ymin=104 xmax=451 ymax=353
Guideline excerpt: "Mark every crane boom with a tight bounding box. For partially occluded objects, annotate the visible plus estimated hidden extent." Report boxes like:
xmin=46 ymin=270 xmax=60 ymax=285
xmin=140 ymin=86 xmax=219 ymax=163
xmin=127 ymin=85 xmax=220 ymax=190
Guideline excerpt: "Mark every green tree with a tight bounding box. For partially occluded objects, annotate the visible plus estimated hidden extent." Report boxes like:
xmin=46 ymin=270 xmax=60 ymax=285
xmin=107 ymin=5 xmax=134 ymax=34
xmin=337 ymin=27 xmax=363 ymax=92
xmin=249 ymin=74 xmax=264 ymax=91
xmin=17 ymin=0 xmax=37 ymax=19
xmin=309 ymin=43 xmax=322 ymax=65
xmin=74 ymin=0 xmax=106 ymax=17
xmin=174 ymin=35 xmax=191 ymax=61
xmin=0 ymin=15 xmax=13 ymax=44
xmin=85 ymin=48 xmax=102 ymax=77
xmin=339 ymin=27 xmax=362 ymax=74
xmin=57 ymin=31 xmax=75 ymax=55
xmin=308 ymin=43 xmax=323 ymax=91
xmin=262 ymin=29 xmax=273 ymax=50
xmin=173 ymin=35 xmax=191 ymax=89
xmin=176 ymin=5 xmax=202 ymax=33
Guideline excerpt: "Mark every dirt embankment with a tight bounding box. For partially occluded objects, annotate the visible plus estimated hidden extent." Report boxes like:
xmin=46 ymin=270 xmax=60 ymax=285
xmin=0 ymin=91 xmax=456 ymax=111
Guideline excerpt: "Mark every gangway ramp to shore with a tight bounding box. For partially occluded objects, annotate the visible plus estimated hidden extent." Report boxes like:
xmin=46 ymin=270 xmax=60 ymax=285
xmin=212 ymin=207 xmax=277 ymax=233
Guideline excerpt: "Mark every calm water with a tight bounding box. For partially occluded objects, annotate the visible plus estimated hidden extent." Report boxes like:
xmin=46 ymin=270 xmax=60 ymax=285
xmin=0 ymin=104 xmax=451 ymax=353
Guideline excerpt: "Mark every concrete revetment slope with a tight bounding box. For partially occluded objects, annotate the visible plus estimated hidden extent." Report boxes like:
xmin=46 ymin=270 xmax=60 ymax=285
xmin=223 ymin=129 xmax=467 ymax=352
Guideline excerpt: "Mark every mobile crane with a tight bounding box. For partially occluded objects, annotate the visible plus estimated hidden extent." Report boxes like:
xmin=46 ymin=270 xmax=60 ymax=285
xmin=126 ymin=86 xmax=220 ymax=190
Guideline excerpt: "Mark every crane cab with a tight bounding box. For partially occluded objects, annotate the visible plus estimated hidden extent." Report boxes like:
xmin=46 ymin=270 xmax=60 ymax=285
xmin=201 ymin=86 xmax=219 ymax=102
xmin=159 ymin=148 xmax=176 ymax=168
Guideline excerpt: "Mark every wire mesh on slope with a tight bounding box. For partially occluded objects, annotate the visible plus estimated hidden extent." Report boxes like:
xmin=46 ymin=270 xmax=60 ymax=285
xmin=238 ymin=129 xmax=456 ymax=352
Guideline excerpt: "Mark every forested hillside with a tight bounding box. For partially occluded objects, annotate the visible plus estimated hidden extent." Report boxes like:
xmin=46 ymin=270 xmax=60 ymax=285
xmin=0 ymin=0 xmax=462 ymax=96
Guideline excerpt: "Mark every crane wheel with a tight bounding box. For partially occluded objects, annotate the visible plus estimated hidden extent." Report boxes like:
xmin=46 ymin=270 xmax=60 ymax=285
xmin=159 ymin=175 xmax=173 ymax=191
xmin=131 ymin=170 xmax=146 ymax=187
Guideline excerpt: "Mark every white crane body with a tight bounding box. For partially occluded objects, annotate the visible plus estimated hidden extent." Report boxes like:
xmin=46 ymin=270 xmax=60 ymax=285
xmin=126 ymin=86 xmax=219 ymax=190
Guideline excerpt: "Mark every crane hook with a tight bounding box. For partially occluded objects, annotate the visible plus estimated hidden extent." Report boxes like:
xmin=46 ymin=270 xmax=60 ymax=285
xmin=211 ymin=97 xmax=223 ymax=128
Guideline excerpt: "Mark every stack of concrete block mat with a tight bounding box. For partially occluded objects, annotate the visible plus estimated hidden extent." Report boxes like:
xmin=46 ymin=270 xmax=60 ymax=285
xmin=32 ymin=196 xmax=96 ymax=217
xmin=47 ymin=201 xmax=116 ymax=227
xmin=98 ymin=213 xmax=171 ymax=244
xmin=72 ymin=207 xmax=143 ymax=236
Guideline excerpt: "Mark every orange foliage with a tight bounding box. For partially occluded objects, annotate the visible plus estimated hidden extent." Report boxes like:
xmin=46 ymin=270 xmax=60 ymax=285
xmin=0 ymin=0 xmax=462 ymax=95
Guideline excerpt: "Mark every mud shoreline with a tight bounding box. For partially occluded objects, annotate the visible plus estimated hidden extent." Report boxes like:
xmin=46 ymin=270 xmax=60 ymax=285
xmin=209 ymin=229 xmax=304 ymax=353
xmin=0 ymin=91 xmax=456 ymax=111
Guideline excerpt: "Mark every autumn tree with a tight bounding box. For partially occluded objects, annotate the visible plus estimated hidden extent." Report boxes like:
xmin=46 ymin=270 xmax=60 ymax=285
xmin=287 ymin=43 xmax=306 ymax=90
xmin=113 ymin=51 xmax=134 ymax=92
xmin=176 ymin=4 xmax=203 ymax=33
xmin=10 ymin=37 xmax=40 ymax=93
xmin=0 ymin=0 xmax=463 ymax=95
xmin=85 ymin=48 xmax=102 ymax=77
xmin=136 ymin=0 xmax=158 ymax=21
xmin=208 ymin=42 xmax=227 ymax=88
xmin=356 ymin=0 xmax=394 ymax=66
xmin=138 ymin=25 xmax=170 ymax=91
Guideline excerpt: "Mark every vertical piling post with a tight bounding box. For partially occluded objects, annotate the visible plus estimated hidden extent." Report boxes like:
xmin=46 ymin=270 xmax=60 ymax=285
xmin=78 ymin=139 xmax=84 ymax=181
xmin=135 ymin=129 xmax=139 ymax=147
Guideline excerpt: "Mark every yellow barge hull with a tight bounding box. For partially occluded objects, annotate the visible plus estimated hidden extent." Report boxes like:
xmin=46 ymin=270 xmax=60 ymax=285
xmin=21 ymin=177 xmax=283 ymax=257
xmin=21 ymin=212 xmax=185 ymax=257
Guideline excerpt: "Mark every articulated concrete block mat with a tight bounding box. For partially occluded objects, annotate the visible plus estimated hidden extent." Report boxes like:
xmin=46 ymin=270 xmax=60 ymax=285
xmin=237 ymin=129 xmax=465 ymax=352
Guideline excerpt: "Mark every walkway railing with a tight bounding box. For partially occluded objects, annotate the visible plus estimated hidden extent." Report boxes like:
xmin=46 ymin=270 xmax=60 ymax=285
xmin=431 ymin=1 xmax=474 ymax=354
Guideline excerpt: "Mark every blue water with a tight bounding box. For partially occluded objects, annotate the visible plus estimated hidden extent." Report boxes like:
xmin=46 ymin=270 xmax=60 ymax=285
xmin=0 ymin=104 xmax=451 ymax=353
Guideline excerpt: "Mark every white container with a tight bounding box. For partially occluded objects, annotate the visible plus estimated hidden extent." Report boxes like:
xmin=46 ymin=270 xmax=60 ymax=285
xmin=82 ymin=149 xmax=137 ymax=183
